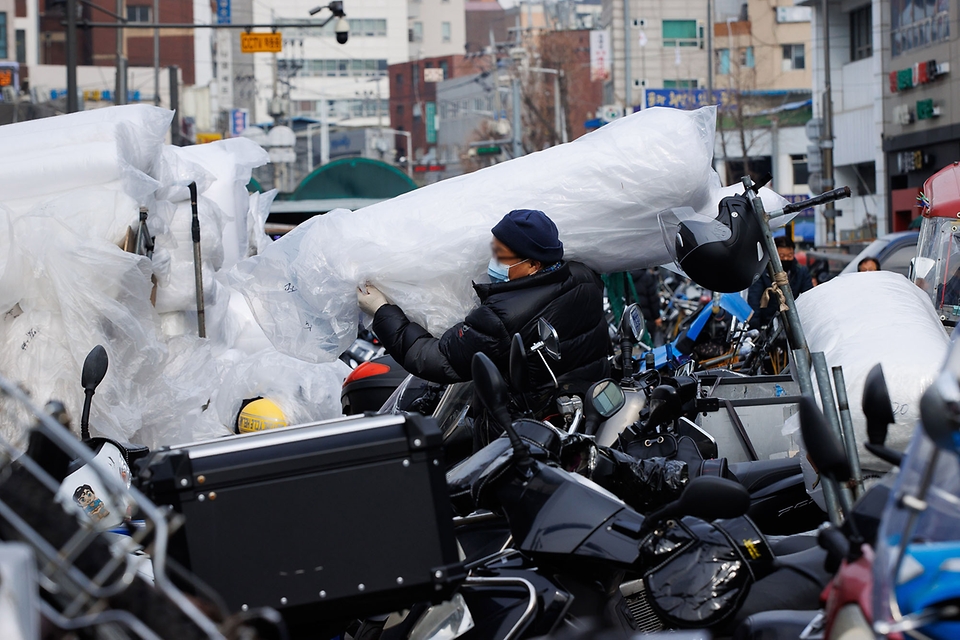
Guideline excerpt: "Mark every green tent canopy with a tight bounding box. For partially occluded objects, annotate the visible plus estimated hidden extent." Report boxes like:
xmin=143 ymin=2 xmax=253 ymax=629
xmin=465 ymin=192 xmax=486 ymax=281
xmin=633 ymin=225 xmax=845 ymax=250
xmin=291 ymin=157 xmax=417 ymax=201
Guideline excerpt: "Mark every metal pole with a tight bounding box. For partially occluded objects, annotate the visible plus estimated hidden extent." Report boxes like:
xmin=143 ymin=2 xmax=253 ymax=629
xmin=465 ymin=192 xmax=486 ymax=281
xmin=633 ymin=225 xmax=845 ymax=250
xmin=810 ymin=351 xmax=855 ymax=514
xmin=307 ymin=124 xmax=315 ymax=173
xmin=169 ymin=66 xmax=180 ymax=145
xmin=832 ymin=366 xmax=864 ymax=497
xmin=188 ymin=182 xmax=206 ymax=339
xmin=320 ymin=99 xmax=330 ymax=165
xmin=66 ymin=0 xmax=78 ymax=113
xmin=623 ymin=0 xmax=632 ymax=110
xmin=115 ymin=0 xmax=125 ymax=105
xmin=553 ymin=72 xmax=562 ymax=145
xmin=706 ymin=0 xmax=713 ymax=103
xmin=793 ymin=349 xmax=843 ymax=526
xmin=820 ymin=0 xmax=837 ymax=242
xmin=405 ymin=132 xmax=412 ymax=178
xmin=511 ymin=76 xmax=522 ymax=157
xmin=771 ymin=118 xmax=779 ymax=191
xmin=153 ymin=0 xmax=160 ymax=106
xmin=743 ymin=176 xmax=809 ymax=355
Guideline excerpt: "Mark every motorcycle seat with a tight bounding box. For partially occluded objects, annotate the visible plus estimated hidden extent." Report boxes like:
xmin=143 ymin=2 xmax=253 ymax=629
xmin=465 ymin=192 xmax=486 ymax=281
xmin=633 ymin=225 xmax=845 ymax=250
xmin=729 ymin=458 xmax=802 ymax=493
xmin=732 ymin=610 xmax=819 ymax=640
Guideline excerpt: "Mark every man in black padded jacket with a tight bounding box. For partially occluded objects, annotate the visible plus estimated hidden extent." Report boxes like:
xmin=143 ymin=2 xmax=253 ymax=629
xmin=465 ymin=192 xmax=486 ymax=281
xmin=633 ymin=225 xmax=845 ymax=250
xmin=357 ymin=209 xmax=610 ymax=393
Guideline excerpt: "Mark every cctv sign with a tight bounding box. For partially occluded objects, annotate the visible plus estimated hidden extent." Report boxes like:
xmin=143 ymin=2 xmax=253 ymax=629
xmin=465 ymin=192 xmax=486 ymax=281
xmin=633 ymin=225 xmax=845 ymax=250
xmin=240 ymin=32 xmax=283 ymax=54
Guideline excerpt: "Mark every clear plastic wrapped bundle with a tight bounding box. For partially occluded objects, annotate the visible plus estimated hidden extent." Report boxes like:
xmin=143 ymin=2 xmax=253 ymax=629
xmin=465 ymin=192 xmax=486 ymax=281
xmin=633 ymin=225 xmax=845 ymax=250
xmin=228 ymin=106 xmax=724 ymax=363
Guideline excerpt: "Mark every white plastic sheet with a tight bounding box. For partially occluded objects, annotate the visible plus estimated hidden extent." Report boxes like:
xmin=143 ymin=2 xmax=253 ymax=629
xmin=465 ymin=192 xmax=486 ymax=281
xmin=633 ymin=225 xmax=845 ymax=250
xmin=796 ymin=271 xmax=949 ymax=470
xmin=228 ymin=106 xmax=724 ymax=363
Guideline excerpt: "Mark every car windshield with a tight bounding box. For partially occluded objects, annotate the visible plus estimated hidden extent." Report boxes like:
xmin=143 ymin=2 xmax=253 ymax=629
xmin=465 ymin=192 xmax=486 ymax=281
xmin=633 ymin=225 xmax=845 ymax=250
xmin=913 ymin=217 xmax=960 ymax=324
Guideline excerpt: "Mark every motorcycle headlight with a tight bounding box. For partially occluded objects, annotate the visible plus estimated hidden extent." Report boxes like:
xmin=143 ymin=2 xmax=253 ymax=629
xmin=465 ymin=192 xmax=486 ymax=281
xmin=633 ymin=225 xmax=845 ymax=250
xmin=408 ymin=593 xmax=474 ymax=640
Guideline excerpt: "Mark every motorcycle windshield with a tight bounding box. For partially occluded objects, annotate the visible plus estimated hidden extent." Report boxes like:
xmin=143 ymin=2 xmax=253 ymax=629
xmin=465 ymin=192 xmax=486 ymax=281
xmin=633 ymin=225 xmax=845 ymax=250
xmin=914 ymin=216 xmax=960 ymax=325
xmin=874 ymin=339 xmax=960 ymax=638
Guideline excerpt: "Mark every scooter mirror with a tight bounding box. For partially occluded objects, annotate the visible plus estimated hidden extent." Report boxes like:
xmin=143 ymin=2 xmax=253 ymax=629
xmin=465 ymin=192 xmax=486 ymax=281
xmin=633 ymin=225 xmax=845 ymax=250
xmin=509 ymin=333 xmax=528 ymax=393
xmin=537 ymin=318 xmax=561 ymax=361
xmin=862 ymin=363 xmax=895 ymax=446
xmin=588 ymin=380 xmax=626 ymax=418
xmin=676 ymin=476 xmax=750 ymax=522
xmin=620 ymin=303 xmax=646 ymax=342
xmin=919 ymin=372 xmax=960 ymax=451
xmin=799 ymin=396 xmax=851 ymax=483
xmin=81 ymin=345 xmax=109 ymax=392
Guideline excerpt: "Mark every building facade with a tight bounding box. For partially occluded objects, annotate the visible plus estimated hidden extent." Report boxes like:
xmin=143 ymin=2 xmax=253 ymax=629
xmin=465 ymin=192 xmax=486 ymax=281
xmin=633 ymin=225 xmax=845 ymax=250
xmin=808 ymin=0 xmax=886 ymax=244
xmin=251 ymin=0 xmax=407 ymax=127
xmin=389 ymin=54 xmax=485 ymax=164
xmin=880 ymin=0 xmax=956 ymax=232
xmin=409 ymin=0 xmax=467 ymax=60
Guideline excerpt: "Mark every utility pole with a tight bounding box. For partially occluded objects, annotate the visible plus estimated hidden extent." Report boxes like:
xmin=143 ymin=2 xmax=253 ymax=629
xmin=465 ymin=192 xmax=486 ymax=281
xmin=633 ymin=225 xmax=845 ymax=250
xmin=511 ymin=16 xmax=523 ymax=158
xmin=66 ymin=0 xmax=78 ymax=112
xmin=820 ymin=0 xmax=837 ymax=242
xmin=153 ymin=0 xmax=160 ymax=106
xmin=623 ymin=0 xmax=632 ymax=111
xmin=115 ymin=0 xmax=125 ymax=105
xmin=706 ymin=0 xmax=713 ymax=103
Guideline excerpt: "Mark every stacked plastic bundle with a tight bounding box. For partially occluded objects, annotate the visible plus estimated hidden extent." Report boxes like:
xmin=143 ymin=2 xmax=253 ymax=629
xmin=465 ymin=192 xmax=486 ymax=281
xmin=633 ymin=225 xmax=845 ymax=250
xmin=796 ymin=271 xmax=949 ymax=469
xmin=0 ymin=106 xmax=348 ymax=449
xmin=227 ymin=106 xmax=735 ymax=364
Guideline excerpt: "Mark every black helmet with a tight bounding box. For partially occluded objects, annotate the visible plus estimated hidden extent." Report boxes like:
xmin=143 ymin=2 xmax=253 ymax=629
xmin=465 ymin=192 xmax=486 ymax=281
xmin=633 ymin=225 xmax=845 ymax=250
xmin=667 ymin=193 xmax=769 ymax=293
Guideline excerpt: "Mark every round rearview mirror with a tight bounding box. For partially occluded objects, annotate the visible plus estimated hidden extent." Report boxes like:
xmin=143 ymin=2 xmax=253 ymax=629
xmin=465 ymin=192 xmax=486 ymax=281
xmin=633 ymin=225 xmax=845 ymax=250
xmin=537 ymin=317 xmax=561 ymax=361
xmin=81 ymin=345 xmax=109 ymax=392
xmin=620 ymin=303 xmax=646 ymax=342
xmin=589 ymin=379 xmax=626 ymax=418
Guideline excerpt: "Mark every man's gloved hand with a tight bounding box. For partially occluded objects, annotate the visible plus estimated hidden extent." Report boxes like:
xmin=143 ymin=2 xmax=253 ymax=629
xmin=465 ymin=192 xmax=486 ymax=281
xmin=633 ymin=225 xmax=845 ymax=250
xmin=357 ymin=283 xmax=389 ymax=316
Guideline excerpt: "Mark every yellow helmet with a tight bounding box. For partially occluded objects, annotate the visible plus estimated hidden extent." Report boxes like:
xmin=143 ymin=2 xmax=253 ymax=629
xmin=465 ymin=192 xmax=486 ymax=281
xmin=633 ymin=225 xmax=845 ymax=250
xmin=237 ymin=398 xmax=288 ymax=434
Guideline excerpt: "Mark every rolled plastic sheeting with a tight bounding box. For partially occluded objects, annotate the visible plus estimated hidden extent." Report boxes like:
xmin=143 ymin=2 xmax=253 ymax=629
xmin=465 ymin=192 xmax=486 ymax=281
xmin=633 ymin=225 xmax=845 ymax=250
xmin=227 ymin=106 xmax=724 ymax=363
xmin=796 ymin=271 xmax=949 ymax=470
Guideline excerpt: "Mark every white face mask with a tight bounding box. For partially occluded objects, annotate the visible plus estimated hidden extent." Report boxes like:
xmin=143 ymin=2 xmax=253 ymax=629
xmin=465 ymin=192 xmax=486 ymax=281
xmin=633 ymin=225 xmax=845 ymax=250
xmin=487 ymin=257 xmax=529 ymax=283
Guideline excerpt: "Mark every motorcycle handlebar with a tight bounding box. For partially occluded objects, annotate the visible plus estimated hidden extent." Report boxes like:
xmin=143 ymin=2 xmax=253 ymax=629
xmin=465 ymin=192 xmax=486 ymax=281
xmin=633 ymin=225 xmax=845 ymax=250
xmin=781 ymin=186 xmax=851 ymax=215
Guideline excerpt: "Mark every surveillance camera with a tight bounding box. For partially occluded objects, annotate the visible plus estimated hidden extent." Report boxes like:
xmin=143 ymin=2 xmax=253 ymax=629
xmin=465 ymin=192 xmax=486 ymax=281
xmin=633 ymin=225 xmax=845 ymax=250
xmin=335 ymin=17 xmax=349 ymax=44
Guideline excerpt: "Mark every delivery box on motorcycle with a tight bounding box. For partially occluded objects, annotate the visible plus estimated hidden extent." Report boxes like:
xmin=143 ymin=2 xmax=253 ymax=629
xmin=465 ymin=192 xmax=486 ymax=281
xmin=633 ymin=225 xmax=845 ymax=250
xmin=136 ymin=412 xmax=462 ymax=622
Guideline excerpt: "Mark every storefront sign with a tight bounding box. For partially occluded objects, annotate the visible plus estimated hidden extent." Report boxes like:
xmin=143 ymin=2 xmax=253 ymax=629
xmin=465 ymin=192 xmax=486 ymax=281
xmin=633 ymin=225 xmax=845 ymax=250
xmin=896 ymin=149 xmax=933 ymax=174
xmin=889 ymin=60 xmax=950 ymax=93
xmin=590 ymin=30 xmax=611 ymax=82
xmin=241 ymin=32 xmax=283 ymax=54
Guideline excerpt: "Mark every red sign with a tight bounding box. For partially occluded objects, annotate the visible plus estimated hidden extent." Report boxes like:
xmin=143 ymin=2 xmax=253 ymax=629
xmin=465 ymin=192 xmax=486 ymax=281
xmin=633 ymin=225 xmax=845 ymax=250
xmin=413 ymin=164 xmax=446 ymax=173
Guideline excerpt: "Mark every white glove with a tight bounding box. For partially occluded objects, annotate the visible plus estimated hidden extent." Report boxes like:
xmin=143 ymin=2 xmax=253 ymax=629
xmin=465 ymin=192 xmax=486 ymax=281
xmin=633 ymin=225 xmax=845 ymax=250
xmin=357 ymin=283 xmax=389 ymax=316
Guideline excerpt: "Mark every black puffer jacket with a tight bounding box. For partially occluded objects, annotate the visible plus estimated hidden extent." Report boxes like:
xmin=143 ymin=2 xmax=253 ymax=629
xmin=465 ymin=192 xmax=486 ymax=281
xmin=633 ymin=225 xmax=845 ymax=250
xmin=373 ymin=261 xmax=610 ymax=390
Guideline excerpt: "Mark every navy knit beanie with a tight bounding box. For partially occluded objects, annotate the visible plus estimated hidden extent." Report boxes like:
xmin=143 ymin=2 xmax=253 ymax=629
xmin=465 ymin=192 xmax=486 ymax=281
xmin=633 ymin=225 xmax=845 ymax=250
xmin=491 ymin=209 xmax=564 ymax=264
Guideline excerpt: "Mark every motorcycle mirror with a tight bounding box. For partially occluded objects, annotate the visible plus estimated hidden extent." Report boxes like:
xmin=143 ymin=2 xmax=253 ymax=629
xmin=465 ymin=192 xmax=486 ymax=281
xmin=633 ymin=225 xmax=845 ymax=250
xmin=676 ymin=476 xmax=751 ymax=521
xmin=80 ymin=345 xmax=108 ymax=441
xmin=620 ymin=303 xmax=646 ymax=342
xmin=537 ymin=318 xmax=561 ymax=361
xmin=81 ymin=345 xmax=109 ymax=392
xmin=862 ymin=364 xmax=895 ymax=446
xmin=588 ymin=379 xmax=626 ymax=418
xmin=919 ymin=372 xmax=960 ymax=451
xmin=509 ymin=333 xmax=528 ymax=393
xmin=799 ymin=396 xmax=851 ymax=483
xmin=471 ymin=353 xmax=530 ymax=464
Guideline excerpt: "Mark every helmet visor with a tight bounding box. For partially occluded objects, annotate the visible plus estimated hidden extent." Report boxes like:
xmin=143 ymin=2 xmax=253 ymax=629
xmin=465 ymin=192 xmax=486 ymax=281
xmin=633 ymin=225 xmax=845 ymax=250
xmin=659 ymin=206 xmax=732 ymax=266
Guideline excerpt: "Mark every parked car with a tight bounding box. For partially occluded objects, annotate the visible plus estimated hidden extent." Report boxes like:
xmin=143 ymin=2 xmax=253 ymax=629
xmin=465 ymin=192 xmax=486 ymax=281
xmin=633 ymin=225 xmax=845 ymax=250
xmin=839 ymin=231 xmax=920 ymax=277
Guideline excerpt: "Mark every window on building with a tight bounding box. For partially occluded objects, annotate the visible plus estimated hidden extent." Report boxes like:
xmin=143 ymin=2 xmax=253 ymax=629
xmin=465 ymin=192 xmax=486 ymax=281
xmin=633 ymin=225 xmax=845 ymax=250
xmin=850 ymin=5 xmax=873 ymax=60
xmin=126 ymin=5 xmax=151 ymax=23
xmin=410 ymin=21 xmax=423 ymax=43
xmin=891 ymin=0 xmax=950 ymax=57
xmin=791 ymin=155 xmax=810 ymax=186
xmin=442 ymin=21 xmax=451 ymax=43
xmin=782 ymin=44 xmax=805 ymax=70
xmin=396 ymin=73 xmax=403 ymax=87
xmin=0 ymin=13 xmax=7 ymax=59
xmin=14 ymin=0 xmax=25 ymax=18
xmin=440 ymin=60 xmax=449 ymax=77
xmin=16 ymin=29 xmax=25 ymax=64
xmin=662 ymin=20 xmax=699 ymax=47
xmin=662 ymin=79 xmax=698 ymax=88
xmin=740 ymin=46 xmax=755 ymax=67
xmin=397 ymin=104 xmax=404 ymax=116
xmin=293 ymin=59 xmax=387 ymax=78
xmin=716 ymin=48 xmax=730 ymax=74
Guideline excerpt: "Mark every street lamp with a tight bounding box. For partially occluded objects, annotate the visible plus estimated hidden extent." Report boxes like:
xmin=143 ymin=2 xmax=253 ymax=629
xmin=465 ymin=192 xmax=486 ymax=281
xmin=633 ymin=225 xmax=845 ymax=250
xmin=309 ymin=2 xmax=349 ymax=44
xmin=529 ymin=67 xmax=567 ymax=144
